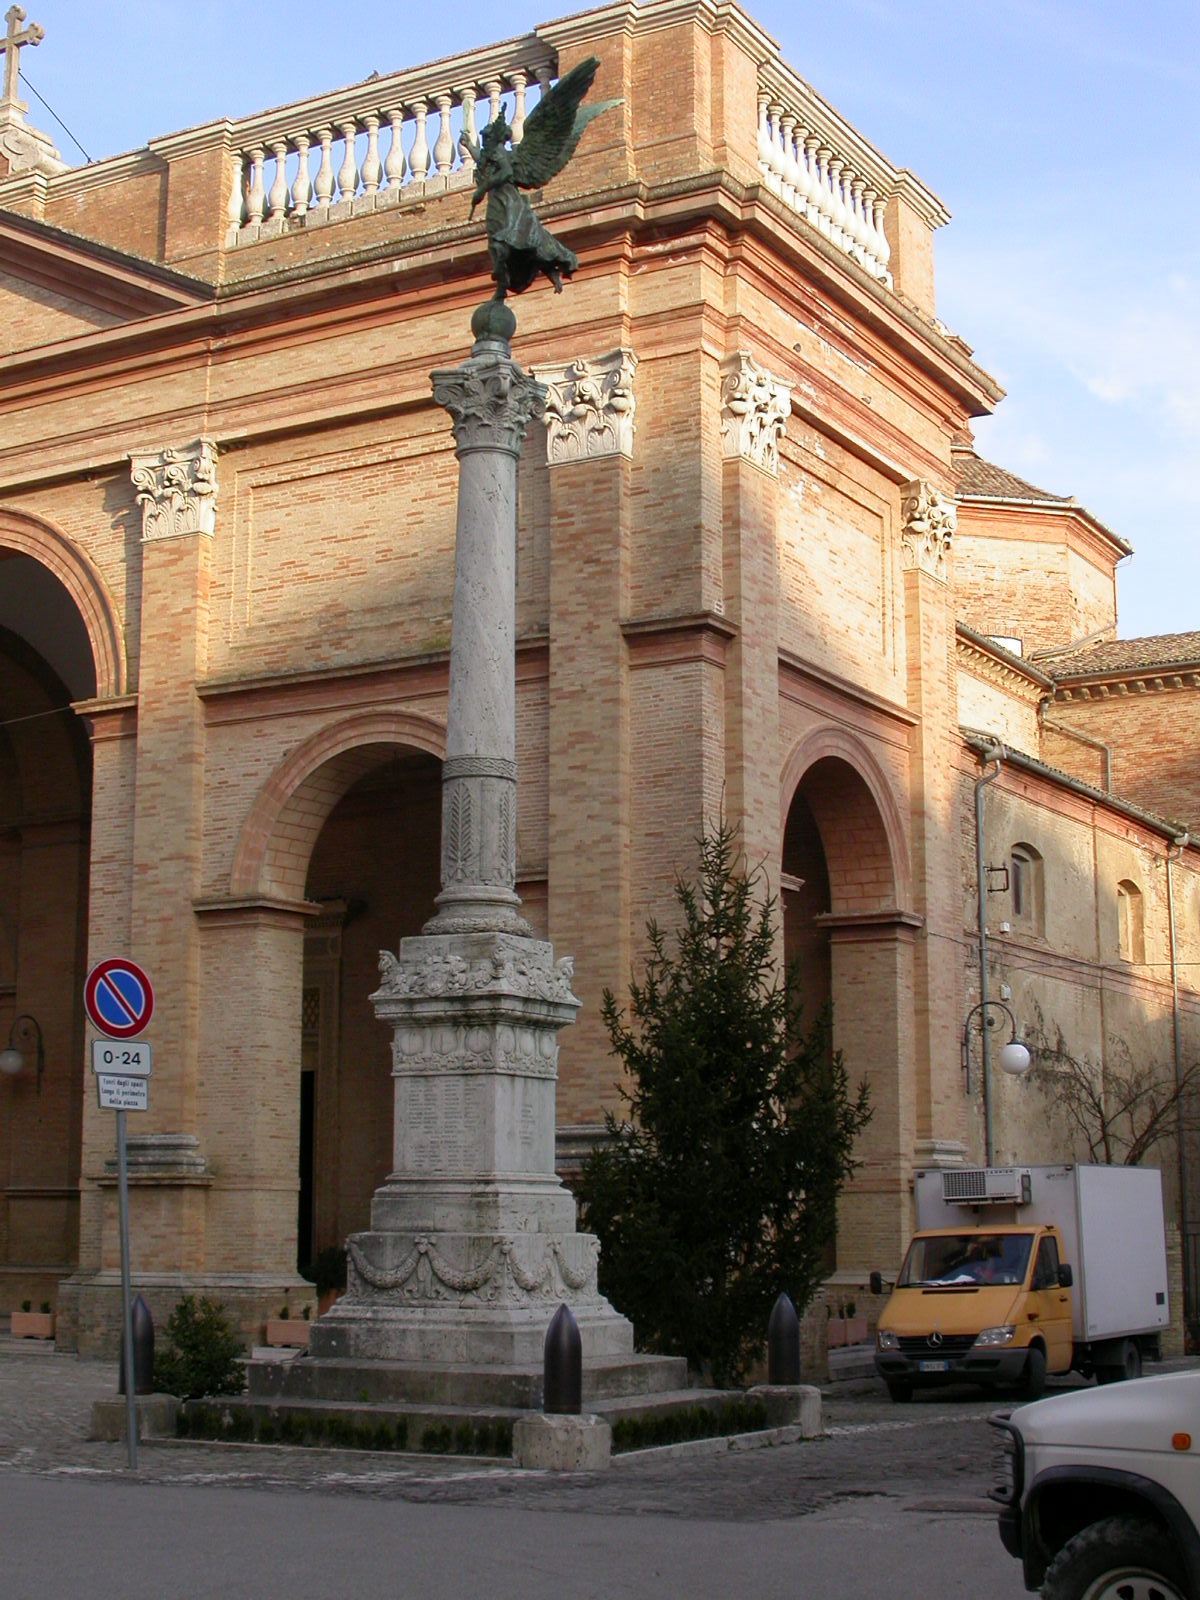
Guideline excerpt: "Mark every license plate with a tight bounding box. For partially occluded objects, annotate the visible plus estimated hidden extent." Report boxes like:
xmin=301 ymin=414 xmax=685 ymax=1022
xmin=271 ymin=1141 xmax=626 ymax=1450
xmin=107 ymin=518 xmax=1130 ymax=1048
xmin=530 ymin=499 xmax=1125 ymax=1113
xmin=918 ymin=1359 xmax=950 ymax=1373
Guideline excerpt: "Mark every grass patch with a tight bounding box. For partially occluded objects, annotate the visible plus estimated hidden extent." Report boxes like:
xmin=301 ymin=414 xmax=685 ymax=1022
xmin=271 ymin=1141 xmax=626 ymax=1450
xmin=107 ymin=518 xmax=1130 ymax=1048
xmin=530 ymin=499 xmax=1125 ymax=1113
xmin=611 ymin=1398 xmax=769 ymax=1453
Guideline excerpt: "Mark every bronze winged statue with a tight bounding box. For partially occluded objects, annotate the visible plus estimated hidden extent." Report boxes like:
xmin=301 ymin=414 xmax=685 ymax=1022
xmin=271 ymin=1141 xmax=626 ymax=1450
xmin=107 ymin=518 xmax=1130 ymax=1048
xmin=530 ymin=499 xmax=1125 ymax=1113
xmin=464 ymin=57 xmax=620 ymax=301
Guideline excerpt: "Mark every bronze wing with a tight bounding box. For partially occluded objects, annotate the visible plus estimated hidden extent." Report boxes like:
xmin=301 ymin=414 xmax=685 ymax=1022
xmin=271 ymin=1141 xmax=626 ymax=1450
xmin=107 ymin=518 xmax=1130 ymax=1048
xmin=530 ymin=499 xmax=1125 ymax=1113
xmin=510 ymin=56 xmax=621 ymax=190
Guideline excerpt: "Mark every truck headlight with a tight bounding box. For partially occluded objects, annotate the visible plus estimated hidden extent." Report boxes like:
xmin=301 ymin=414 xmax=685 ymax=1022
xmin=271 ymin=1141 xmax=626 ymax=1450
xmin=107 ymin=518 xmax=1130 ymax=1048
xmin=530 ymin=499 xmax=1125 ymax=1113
xmin=876 ymin=1328 xmax=899 ymax=1350
xmin=974 ymin=1325 xmax=1016 ymax=1347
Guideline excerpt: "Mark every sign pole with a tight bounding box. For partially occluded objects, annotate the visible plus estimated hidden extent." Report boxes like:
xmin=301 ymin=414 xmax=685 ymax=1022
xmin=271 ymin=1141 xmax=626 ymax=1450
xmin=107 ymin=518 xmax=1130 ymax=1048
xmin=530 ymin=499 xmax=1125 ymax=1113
xmin=116 ymin=1106 xmax=138 ymax=1470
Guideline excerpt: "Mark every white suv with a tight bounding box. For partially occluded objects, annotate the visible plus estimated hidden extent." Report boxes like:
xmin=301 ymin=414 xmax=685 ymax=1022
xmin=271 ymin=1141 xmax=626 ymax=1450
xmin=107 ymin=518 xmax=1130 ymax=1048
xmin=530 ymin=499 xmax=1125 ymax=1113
xmin=991 ymin=1368 xmax=1200 ymax=1598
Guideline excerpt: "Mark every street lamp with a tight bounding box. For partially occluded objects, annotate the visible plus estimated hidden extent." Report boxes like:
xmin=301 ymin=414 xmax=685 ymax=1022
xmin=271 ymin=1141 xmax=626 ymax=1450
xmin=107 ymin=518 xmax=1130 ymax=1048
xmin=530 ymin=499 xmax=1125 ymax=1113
xmin=0 ymin=1013 xmax=46 ymax=1093
xmin=962 ymin=999 xmax=1030 ymax=1097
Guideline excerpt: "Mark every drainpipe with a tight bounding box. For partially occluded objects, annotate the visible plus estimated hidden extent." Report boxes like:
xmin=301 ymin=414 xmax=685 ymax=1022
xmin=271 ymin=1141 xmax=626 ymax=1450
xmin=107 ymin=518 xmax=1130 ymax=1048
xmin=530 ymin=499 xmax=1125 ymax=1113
xmin=1167 ymin=831 xmax=1191 ymax=1326
xmin=974 ymin=742 xmax=1005 ymax=1164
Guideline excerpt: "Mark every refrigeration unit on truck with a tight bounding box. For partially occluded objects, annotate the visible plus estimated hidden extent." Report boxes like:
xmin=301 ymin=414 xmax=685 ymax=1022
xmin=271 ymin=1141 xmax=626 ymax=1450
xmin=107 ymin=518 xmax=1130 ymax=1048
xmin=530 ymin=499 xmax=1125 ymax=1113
xmin=869 ymin=1164 xmax=1170 ymax=1402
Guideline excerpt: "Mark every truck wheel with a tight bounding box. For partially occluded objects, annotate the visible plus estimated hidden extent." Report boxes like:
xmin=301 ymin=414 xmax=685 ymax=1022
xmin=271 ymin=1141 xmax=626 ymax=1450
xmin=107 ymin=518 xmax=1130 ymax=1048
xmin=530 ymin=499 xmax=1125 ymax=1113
xmin=885 ymin=1380 xmax=913 ymax=1403
xmin=1041 ymin=1514 xmax=1186 ymax=1600
xmin=1016 ymin=1345 xmax=1046 ymax=1401
xmin=1096 ymin=1341 xmax=1143 ymax=1386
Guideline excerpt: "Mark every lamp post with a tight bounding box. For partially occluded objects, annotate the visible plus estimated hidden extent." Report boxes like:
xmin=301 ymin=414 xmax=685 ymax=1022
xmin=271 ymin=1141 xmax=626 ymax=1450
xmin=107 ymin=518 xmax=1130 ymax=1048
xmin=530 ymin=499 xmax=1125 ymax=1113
xmin=962 ymin=999 xmax=1030 ymax=1164
xmin=0 ymin=1013 xmax=45 ymax=1093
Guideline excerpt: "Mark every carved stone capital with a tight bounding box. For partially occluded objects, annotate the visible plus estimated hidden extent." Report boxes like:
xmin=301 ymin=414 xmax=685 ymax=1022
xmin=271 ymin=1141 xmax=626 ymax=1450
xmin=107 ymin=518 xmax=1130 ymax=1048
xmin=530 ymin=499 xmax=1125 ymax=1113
xmin=534 ymin=348 xmax=637 ymax=463
xmin=432 ymin=347 xmax=545 ymax=457
xmin=129 ymin=439 xmax=219 ymax=542
xmin=900 ymin=479 xmax=956 ymax=580
xmin=720 ymin=351 xmax=791 ymax=474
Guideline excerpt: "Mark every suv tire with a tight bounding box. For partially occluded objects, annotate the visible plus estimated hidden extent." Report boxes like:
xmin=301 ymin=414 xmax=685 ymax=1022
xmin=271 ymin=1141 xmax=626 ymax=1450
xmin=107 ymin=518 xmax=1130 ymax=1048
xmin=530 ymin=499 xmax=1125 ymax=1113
xmin=1041 ymin=1514 xmax=1187 ymax=1600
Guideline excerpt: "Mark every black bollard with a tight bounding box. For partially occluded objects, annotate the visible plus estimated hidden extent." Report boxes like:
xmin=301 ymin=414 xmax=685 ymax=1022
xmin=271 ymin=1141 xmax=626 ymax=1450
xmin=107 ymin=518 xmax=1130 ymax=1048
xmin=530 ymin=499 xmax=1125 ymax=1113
xmin=117 ymin=1293 xmax=155 ymax=1395
xmin=543 ymin=1302 xmax=582 ymax=1415
xmin=767 ymin=1292 xmax=801 ymax=1386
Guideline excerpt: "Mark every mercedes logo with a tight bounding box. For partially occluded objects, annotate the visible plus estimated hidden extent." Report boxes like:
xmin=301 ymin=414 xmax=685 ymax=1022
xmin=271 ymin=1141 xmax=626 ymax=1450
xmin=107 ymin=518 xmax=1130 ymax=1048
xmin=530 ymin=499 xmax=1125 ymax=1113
xmin=927 ymin=1330 xmax=944 ymax=1348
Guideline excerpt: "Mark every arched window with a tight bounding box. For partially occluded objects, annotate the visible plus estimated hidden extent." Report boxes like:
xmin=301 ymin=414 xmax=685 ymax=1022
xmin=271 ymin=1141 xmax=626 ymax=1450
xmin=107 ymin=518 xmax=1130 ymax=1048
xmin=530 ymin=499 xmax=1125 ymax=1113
xmin=1117 ymin=879 xmax=1145 ymax=964
xmin=1010 ymin=843 xmax=1044 ymax=935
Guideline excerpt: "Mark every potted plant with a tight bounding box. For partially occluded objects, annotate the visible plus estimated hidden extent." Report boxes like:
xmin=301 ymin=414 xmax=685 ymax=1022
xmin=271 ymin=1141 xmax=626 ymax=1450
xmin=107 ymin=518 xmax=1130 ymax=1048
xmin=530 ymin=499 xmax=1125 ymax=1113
xmin=827 ymin=1298 xmax=868 ymax=1348
xmin=265 ymin=1298 xmax=313 ymax=1348
xmin=12 ymin=1298 xmax=55 ymax=1339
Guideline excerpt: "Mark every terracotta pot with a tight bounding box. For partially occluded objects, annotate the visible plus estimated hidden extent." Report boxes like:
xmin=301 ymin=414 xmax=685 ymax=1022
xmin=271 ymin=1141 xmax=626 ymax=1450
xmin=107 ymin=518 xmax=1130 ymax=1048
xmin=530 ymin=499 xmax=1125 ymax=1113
xmin=827 ymin=1316 xmax=868 ymax=1348
xmin=11 ymin=1310 xmax=55 ymax=1340
xmin=264 ymin=1318 xmax=310 ymax=1348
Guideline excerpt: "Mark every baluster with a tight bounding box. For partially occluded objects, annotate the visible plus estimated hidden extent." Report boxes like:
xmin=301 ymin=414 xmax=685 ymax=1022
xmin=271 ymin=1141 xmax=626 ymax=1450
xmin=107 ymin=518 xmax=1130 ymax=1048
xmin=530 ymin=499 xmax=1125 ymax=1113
xmin=227 ymin=152 xmax=248 ymax=231
xmin=246 ymin=145 xmax=266 ymax=226
xmin=433 ymin=94 xmax=455 ymax=173
xmin=267 ymin=140 xmax=290 ymax=222
xmin=815 ymin=145 xmax=833 ymax=237
xmin=848 ymin=174 xmax=868 ymax=265
xmin=535 ymin=63 xmax=553 ymax=107
xmin=361 ymin=113 xmax=382 ymax=195
xmin=873 ymin=193 xmax=891 ymax=278
xmin=803 ymin=135 xmax=821 ymax=225
xmin=336 ymin=120 xmax=359 ymax=202
xmin=459 ymin=88 xmax=478 ymax=171
xmin=408 ymin=99 xmax=430 ymax=180
xmin=792 ymin=124 xmax=814 ymax=217
xmin=763 ymin=103 xmax=783 ymax=192
xmin=385 ymin=107 xmax=409 ymax=189
xmin=313 ymin=127 xmax=335 ymax=209
xmin=509 ymin=69 xmax=528 ymax=143
xmin=292 ymin=133 xmax=312 ymax=217
xmin=827 ymin=156 xmax=849 ymax=249
xmin=780 ymin=113 xmax=798 ymax=207
xmin=757 ymin=94 xmax=772 ymax=171
xmin=484 ymin=78 xmax=503 ymax=132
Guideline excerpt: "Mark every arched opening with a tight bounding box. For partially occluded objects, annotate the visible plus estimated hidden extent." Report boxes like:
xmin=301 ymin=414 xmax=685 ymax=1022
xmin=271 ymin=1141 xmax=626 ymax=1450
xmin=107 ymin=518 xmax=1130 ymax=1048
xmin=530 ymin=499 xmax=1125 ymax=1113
xmin=781 ymin=743 xmax=913 ymax=1269
xmin=298 ymin=746 xmax=442 ymax=1271
xmin=0 ymin=550 xmax=98 ymax=1314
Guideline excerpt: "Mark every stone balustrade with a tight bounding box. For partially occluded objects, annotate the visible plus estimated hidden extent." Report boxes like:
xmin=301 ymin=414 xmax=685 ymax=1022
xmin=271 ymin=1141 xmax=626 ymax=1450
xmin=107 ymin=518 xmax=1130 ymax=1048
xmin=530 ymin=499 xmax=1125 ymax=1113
xmin=225 ymin=34 xmax=556 ymax=245
xmin=756 ymin=60 xmax=896 ymax=285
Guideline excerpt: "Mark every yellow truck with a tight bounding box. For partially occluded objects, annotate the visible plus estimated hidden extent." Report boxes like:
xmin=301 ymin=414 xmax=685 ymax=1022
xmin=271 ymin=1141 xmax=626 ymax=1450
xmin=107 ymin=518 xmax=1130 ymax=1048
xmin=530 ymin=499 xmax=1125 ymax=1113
xmin=869 ymin=1165 xmax=1170 ymax=1403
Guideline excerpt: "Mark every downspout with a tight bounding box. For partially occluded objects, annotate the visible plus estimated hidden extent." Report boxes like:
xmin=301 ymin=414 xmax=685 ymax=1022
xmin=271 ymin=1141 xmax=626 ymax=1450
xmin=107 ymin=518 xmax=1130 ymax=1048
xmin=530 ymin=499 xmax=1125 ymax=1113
xmin=1167 ymin=831 xmax=1191 ymax=1327
xmin=975 ymin=742 xmax=1005 ymax=1164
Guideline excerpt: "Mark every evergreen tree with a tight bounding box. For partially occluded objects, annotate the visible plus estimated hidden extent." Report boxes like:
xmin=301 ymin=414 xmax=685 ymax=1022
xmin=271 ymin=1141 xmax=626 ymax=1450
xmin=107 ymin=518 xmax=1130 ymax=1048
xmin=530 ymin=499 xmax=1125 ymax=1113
xmin=578 ymin=820 xmax=871 ymax=1385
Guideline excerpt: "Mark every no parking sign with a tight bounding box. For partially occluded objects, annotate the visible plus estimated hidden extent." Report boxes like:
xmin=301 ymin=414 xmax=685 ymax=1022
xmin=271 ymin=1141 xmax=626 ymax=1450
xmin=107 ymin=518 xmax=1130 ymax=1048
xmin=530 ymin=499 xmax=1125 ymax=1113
xmin=84 ymin=958 xmax=154 ymax=1040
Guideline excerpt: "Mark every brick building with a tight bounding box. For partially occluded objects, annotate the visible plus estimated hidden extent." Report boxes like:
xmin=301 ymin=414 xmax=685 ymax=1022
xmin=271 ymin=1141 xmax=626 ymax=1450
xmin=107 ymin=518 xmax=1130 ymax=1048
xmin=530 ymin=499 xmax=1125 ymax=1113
xmin=2 ymin=0 xmax=1197 ymax=1352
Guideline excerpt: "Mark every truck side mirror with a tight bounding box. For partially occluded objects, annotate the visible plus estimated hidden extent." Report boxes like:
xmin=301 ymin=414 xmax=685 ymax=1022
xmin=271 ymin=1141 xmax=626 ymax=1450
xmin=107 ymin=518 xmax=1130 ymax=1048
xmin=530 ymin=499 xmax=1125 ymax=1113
xmin=1058 ymin=1263 xmax=1073 ymax=1289
xmin=869 ymin=1271 xmax=883 ymax=1296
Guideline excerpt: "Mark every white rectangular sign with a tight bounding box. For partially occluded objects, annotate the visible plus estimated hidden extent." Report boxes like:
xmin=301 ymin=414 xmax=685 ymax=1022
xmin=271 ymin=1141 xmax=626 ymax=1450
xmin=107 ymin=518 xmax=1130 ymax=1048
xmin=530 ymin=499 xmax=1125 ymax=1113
xmin=96 ymin=1074 xmax=149 ymax=1112
xmin=92 ymin=1039 xmax=152 ymax=1077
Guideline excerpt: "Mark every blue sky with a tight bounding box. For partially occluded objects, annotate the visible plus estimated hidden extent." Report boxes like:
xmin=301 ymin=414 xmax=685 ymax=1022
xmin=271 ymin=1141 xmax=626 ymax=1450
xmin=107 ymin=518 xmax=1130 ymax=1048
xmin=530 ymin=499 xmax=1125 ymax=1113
xmin=15 ymin=0 xmax=1198 ymax=640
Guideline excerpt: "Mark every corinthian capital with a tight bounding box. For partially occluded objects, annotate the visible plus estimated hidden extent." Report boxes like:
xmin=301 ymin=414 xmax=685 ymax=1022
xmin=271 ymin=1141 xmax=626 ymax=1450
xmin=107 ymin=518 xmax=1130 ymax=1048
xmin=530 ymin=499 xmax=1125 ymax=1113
xmin=534 ymin=349 xmax=637 ymax=463
xmin=129 ymin=439 xmax=219 ymax=541
xmin=432 ymin=348 xmax=545 ymax=457
xmin=720 ymin=352 xmax=791 ymax=474
xmin=900 ymin=479 xmax=956 ymax=580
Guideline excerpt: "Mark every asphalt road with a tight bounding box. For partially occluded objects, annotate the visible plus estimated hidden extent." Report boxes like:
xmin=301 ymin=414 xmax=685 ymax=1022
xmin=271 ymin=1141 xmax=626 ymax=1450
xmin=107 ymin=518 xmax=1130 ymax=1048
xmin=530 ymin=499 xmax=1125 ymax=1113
xmin=0 ymin=1340 xmax=1036 ymax=1599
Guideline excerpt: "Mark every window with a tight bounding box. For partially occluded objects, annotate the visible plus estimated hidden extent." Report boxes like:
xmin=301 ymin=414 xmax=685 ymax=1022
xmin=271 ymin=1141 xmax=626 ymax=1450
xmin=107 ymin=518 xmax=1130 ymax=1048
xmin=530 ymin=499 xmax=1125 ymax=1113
xmin=1032 ymin=1235 xmax=1060 ymax=1292
xmin=1010 ymin=843 xmax=1044 ymax=935
xmin=1117 ymin=880 xmax=1145 ymax=964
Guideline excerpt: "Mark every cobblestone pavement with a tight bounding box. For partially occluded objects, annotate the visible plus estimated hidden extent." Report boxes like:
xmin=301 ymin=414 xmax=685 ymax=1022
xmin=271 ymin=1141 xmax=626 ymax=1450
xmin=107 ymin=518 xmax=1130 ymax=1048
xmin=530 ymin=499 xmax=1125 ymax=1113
xmin=0 ymin=1335 xmax=1023 ymax=1519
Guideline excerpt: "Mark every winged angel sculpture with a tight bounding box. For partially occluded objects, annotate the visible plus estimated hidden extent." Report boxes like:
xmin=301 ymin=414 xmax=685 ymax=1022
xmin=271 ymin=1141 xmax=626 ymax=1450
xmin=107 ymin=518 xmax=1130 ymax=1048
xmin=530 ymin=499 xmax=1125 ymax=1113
xmin=465 ymin=57 xmax=619 ymax=301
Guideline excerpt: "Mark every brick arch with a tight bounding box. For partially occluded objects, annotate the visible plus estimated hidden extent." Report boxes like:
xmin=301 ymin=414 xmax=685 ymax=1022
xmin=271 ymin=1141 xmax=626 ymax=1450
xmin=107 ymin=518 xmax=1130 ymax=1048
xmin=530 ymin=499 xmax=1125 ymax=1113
xmin=780 ymin=726 xmax=911 ymax=914
xmin=231 ymin=711 xmax=446 ymax=902
xmin=0 ymin=508 xmax=126 ymax=698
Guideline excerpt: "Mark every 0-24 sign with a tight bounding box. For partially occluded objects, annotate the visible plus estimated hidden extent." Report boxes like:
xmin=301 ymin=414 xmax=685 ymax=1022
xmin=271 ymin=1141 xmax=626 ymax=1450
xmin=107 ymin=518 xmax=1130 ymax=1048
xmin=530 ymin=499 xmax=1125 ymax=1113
xmin=91 ymin=1039 xmax=152 ymax=1078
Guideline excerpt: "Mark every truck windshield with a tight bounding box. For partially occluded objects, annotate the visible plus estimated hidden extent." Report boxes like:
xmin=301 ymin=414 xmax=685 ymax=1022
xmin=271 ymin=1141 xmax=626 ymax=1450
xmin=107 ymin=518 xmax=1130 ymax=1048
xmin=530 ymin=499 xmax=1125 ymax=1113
xmin=898 ymin=1233 xmax=1032 ymax=1288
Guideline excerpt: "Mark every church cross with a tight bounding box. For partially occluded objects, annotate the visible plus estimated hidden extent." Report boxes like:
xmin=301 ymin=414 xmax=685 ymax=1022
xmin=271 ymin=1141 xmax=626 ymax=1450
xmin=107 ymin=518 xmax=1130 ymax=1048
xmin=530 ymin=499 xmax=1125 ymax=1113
xmin=1 ymin=6 xmax=44 ymax=116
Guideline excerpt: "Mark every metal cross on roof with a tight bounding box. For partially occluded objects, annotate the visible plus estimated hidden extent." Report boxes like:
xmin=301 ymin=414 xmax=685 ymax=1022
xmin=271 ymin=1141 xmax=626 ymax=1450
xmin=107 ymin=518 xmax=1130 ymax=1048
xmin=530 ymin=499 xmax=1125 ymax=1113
xmin=1 ymin=6 xmax=44 ymax=116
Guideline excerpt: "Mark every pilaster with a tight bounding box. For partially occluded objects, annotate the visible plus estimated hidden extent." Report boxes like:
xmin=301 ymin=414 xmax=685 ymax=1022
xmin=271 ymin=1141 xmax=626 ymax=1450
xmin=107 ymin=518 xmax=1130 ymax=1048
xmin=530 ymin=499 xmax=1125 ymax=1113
xmin=720 ymin=350 xmax=789 ymax=889
xmin=122 ymin=440 xmax=216 ymax=1241
xmin=899 ymin=479 xmax=965 ymax=1160
xmin=535 ymin=348 xmax=635 ymax=1125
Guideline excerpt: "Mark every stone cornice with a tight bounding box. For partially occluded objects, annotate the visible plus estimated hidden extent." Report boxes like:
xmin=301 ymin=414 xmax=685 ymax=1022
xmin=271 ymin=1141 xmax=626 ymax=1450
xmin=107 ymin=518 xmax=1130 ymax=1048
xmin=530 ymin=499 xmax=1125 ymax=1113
xmin=1052 ymin=670 xmax=1200 ymax=704
xmin=955 ymin=625 xmax=1052 ymax=700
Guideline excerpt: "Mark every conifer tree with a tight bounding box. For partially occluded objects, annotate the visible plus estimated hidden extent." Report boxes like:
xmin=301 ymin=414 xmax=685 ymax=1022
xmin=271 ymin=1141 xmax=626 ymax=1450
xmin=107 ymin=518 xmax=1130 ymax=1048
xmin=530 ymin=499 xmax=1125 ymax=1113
xmin=578 ymin=820 xmax=871 ymax=1384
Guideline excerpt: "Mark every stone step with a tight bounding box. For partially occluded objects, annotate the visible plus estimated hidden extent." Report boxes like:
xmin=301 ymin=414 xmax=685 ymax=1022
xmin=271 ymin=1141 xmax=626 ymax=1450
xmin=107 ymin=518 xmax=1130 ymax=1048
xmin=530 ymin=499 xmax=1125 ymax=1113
xmin=246 ymin=1350 xmax=688 ymax=1410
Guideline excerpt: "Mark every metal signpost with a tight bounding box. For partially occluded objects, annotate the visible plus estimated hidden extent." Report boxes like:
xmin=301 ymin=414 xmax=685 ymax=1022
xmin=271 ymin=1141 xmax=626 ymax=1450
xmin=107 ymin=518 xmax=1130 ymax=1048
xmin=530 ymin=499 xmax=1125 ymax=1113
xmin=83 ymin=958 xmax=154 ymax=1470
